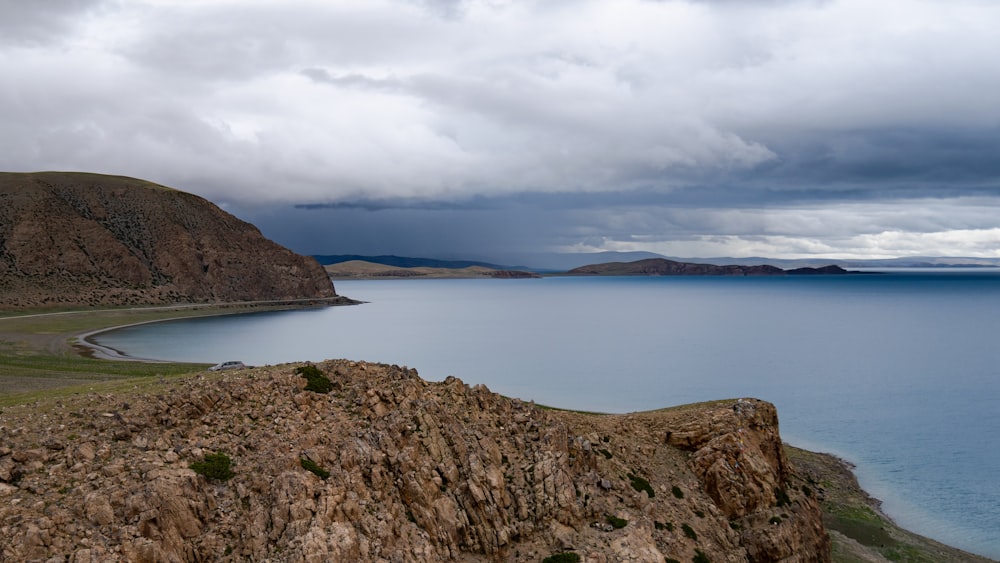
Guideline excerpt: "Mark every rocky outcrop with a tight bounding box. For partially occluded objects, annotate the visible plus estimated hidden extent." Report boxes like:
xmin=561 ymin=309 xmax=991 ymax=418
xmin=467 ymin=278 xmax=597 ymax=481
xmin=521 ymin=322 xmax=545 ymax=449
xmin=0 ymin=360 xmax=829 ymax=562
xmin=0 ymin=171 xmax=336 ymax=309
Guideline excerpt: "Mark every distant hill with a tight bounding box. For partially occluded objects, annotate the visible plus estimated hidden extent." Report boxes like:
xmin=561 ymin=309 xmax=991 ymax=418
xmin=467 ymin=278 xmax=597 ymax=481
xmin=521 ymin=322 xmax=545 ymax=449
xmin=313 ymin=254 xmax=529 ymax=271
xmin=324 ymin=260 xmax=540 ymax=279
xmin=565 ymin=258 xmax=851 ymax=276
xmin=0 ymin=171 xmax=338 ymax=310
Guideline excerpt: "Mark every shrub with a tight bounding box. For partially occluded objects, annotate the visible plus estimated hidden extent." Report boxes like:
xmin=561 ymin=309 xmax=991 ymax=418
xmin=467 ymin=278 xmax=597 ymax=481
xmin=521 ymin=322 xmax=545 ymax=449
xmin=296 ymin=365 xmax=333 ymax=393
xmin=300 ymin=458 xmax=329 ymax=480
xmin=667 ymin=559 xmax=681 ymax=563
xmin=672 ymin=485 xmax=684 ymax=499
xmin=606 ymin=515 xmax=628 ymax=529
xmin=694 ymin=509 xmax=705 ymax=518
xmin=693 ymin=549 xmax=711 ymax=563
xmin=802 ymin=485 xmax=812 ymax=498
xmin=628 ymin=473 xmax=655 ymax=498
xmin=598 ymin=448 xmax=613 ymax=459
xmin=654 ymin=521 xmax=666 ymax=530
xmin=769 ymin=516 xmax=783 ymax=525
xmin=190 ymin=452 xmax=234 ymax=481
xmin=682 ymin=523 xmax=697 ymax=540
xmin=542 ymin=553 xmax=581 ymax=563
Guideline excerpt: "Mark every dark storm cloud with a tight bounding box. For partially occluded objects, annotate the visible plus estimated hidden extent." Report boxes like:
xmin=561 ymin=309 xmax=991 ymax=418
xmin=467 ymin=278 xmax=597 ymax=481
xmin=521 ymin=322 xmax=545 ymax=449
xmin=2 ymin=0 xmax=999 ymax=259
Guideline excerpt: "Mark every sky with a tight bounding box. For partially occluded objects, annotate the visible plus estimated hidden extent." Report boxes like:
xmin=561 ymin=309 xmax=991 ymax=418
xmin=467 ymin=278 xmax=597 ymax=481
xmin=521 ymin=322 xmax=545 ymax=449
xmin=2 ymin=0 xmax=1000 ymax=263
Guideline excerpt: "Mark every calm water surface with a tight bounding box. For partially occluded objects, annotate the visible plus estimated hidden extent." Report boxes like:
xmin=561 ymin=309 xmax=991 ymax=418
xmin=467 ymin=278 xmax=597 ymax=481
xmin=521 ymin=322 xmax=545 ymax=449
xmin=95 ymin=271 xmax=1000 ymax=558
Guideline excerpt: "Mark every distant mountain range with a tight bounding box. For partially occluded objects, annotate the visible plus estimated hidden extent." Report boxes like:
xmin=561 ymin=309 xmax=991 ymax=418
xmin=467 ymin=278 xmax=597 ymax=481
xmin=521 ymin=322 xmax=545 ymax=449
xmin=313 ymin=252 xmax=1000 ymax=273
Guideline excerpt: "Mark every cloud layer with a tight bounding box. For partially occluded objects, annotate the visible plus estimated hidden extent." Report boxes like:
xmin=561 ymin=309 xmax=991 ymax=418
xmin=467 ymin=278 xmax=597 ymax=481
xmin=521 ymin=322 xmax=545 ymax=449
xmin=2 ymin=0 xmax=999 ymax=258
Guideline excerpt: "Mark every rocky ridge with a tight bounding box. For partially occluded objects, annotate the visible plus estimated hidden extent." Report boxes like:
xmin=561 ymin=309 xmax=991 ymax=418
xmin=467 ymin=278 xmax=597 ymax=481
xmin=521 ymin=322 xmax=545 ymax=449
xmin=0 ymin=172 xmax=336 ymax=309
xmin=0 ymin=360 xmax=829 ymax=562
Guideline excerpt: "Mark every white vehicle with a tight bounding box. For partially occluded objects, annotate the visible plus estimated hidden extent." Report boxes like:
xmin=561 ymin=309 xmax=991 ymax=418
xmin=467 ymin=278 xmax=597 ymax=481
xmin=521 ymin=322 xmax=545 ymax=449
xmin=208 ymin=361 xmax=247 ymax=371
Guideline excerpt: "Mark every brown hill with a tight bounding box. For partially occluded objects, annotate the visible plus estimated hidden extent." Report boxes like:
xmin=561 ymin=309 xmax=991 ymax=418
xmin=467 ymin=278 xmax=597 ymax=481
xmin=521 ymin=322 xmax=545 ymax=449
xmin=0 ymin=360 xmax=830 ymax=562
xmin=0 ymin=172 xmax=336 ymax=309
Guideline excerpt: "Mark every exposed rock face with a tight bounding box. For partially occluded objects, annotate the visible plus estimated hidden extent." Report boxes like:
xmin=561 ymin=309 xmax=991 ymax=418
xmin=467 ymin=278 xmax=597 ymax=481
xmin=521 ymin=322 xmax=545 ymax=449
xmin=0 ymin=171 xmax=336 ymax=309
xmin=0 ymin=360 xmax=830 ymax=562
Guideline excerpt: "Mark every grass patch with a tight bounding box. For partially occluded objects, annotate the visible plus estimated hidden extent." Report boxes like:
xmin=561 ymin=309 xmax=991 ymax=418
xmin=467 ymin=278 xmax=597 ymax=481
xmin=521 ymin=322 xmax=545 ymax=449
xmin=300 ymin=458 xmax=330 ymax=480
xmin=606 ymin=515 xmax=628 ymax=529
xmin=628 ymin=473 xmax=655 ymax=497
xmin=824 ymin=511 xmax=898 ymax=550
xmin=190 ymin=452 xmax=235 ymax=481
xmin=296 ymin=365 xmax=333 ymax=393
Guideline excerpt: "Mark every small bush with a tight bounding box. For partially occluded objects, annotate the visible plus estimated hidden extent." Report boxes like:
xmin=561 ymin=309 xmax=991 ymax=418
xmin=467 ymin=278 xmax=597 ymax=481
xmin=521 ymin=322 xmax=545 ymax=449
xmin=694 ymin=509 xmax=705 ymax=518
xmin=300 ymin=458 xmax=329 ymax=480
xmin=606 ymin=515 xmax=628 ymax=529
xmin=672 ymin=485 xmax=684 ymax=499
xmin=654 ymin=521 xmax=666 ymax=530
xmin=542 ymin=553 xmax=581 ymax=563
xmin=769 ymin=516 xmax=783 ymax=525
xmin=693 ymin=549 xmax=711 ymax=563
xmin=598 ymin=448 xmax=613 ymax=459
xmin=296 ymin=365 xmax=333 ymax=393
xmin=628 ymin=473 xmax=655 ymax=498
xmin=682 ymin=523 xmax=697 ymax=540
xmin=667 ymin=559 xmax=681 ymax=563
xmin=190 ymin=452 xmax=234 ymax=481
xmin=802 ymin=485 xmax=812 ymax=497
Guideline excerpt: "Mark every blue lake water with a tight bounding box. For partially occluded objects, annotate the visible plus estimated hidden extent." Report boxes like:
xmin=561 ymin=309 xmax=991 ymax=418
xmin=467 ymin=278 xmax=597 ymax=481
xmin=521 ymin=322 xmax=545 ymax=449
xmin=94 ymin=271 xmax=1000 ymax=558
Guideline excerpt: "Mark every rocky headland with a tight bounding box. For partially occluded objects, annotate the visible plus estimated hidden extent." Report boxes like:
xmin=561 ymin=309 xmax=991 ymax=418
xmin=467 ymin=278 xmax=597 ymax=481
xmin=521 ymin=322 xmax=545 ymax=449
xmin=0 ymin=360 xmax=830 ymax=562
xmin=0 ymin=172 xmax=338 ymax=310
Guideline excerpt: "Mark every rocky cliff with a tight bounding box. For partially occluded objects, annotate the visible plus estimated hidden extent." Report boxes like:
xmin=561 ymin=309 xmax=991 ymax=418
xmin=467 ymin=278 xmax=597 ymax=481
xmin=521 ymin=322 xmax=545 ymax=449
xmin=0 ymin=360 xmax=829 ymax=562
xmin=0 ymin=172 xmax=336 ymax=309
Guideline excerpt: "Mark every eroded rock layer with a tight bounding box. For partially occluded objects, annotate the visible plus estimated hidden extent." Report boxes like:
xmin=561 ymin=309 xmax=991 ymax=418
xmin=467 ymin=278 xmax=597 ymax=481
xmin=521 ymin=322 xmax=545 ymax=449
xmin=0 ymin=360 xmax=829 ymax=562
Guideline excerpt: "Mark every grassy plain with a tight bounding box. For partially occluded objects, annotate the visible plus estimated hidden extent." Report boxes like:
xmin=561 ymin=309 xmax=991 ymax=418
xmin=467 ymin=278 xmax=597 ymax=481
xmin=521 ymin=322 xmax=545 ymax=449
xmin=0 ymin=302 xmax=340 ymax=405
